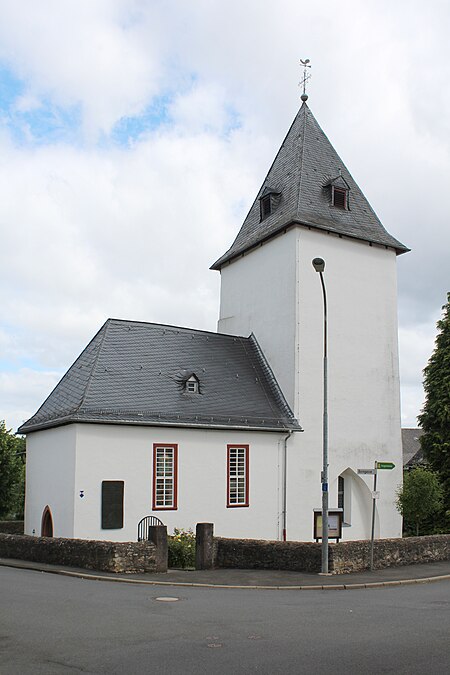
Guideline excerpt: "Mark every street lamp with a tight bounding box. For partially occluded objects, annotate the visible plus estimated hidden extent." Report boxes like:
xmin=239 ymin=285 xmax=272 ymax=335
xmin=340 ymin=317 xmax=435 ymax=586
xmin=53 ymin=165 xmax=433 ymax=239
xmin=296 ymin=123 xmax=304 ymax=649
xmin=312 ymin=257 xmax=329 ymax=575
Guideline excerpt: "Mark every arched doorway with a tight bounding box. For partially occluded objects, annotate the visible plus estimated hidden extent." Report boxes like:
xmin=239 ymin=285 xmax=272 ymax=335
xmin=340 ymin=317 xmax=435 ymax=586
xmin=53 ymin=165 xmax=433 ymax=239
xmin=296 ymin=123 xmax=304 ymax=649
xmin=41 ymin=506 xmax=53 ymax=537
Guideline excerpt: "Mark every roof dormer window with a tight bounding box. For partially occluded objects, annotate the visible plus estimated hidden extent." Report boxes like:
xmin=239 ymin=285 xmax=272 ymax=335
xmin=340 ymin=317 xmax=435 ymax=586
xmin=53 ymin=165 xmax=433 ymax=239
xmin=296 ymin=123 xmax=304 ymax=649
xmin=185 ymin=375 xmax=199 ymax=394
xmin=259 ymin=187 xmax=281 ymax=222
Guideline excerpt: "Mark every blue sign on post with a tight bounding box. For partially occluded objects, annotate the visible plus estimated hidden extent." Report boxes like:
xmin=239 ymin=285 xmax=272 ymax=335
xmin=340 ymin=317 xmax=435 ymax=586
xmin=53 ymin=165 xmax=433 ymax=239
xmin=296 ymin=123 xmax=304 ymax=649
xmin=322 ymin=483 xmax=328 ymax=492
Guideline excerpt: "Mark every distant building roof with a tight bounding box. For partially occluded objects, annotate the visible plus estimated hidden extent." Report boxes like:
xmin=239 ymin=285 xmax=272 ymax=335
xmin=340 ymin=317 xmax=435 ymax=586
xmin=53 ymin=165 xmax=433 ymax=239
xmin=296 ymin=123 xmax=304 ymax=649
xmin=211 ymin=102 xmax=409 ymax=270
xmin=402 ymin=428 xmax=425 ymax=468
xmin=19 ymin=319 xmax=301 ymax=434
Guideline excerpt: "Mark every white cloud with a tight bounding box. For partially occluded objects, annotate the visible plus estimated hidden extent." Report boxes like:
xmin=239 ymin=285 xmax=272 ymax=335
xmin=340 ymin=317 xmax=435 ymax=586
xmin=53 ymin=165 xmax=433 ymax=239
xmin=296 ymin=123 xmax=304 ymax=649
xmin=0 ymin=0 xmax=166 ymax=138
xmin=0 ymin=0 xmax=449 ymax=432
xmin=0 ymin=368 xmax=62 ymax=432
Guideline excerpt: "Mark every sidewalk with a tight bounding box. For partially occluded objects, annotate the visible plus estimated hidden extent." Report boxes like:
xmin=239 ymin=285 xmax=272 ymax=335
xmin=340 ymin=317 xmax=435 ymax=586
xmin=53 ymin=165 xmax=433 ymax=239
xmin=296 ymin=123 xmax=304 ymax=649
xmin=1 ymin=557 xmax=449 ymax=590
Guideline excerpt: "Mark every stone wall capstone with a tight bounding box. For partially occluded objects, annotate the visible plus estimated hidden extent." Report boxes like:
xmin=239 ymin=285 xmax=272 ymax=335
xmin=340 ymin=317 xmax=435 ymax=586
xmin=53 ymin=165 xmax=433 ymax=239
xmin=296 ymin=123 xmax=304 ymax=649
xmin=0 ymin=533 xmax=162 ymax=573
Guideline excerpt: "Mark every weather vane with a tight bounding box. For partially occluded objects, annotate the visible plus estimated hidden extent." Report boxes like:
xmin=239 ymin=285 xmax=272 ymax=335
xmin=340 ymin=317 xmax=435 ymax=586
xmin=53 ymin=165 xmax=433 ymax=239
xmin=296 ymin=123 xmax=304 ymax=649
xmin=299 ymin=59 xmax=311 ymax=102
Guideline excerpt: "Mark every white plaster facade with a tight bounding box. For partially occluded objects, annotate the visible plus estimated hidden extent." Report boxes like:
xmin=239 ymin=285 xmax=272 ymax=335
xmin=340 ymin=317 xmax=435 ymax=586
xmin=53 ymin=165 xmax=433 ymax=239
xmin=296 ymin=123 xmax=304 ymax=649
xmin=218 ymin=226 xmax=403 ymax=540
xmin=25 ymin=423 xmax=290 ymax=542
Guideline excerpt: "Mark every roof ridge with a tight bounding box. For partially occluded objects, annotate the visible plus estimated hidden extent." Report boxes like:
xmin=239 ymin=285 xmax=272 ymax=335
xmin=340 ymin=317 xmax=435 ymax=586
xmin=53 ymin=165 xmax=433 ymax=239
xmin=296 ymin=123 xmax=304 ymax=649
xmin=17 ymin=320 xmax=110 ymax=433
xmin=248 ymin=333 xmax=301 ymax=426
xmin=296 ymin=103 xmax=308 ymax=214
xmin=210 ymin=106 xmax=306 ymax=268
xmin=74 ymin=319 xmax=111 ymax=413
xmin=239 ymin=335 xmax=279 ymax=418
xmin=106 ymin=317 xmax=251 ymax=341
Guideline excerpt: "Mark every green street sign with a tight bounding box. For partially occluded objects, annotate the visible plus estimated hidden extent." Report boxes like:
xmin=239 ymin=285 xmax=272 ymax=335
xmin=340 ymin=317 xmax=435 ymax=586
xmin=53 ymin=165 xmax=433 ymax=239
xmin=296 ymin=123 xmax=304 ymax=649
xmin=376 ymin=462 xmax=395 ymax=470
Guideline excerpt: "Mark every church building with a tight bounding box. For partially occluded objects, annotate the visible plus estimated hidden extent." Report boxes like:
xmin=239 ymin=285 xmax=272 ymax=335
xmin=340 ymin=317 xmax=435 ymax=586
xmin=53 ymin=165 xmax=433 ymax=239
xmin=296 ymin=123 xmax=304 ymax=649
xmin=20 ymin=96 xmax=408 ymax=543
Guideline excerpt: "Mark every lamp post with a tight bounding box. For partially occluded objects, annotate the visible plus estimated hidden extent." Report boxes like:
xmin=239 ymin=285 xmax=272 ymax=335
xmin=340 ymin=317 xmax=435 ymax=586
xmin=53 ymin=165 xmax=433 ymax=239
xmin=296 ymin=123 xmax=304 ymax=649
xmin=312 ymin=257 xmax=329 ymax=575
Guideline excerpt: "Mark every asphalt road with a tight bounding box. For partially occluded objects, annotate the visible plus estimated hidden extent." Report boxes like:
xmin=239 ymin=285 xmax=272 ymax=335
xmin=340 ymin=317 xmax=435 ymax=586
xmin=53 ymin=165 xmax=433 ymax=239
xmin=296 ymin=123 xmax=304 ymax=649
xmin=1 ymin=567 xmax=449 ymax=674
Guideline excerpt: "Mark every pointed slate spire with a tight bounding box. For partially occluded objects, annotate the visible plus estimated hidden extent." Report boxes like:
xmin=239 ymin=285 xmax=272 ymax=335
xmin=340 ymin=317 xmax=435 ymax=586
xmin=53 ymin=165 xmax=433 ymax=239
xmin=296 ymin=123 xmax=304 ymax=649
xmin=211 ymin=102 xmax=408 ymax=270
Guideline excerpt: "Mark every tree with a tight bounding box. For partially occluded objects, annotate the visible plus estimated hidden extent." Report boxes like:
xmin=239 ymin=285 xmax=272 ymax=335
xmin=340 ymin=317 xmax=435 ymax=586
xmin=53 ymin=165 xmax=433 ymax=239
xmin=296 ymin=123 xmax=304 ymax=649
xmin=396 ymin=468 xmax=443 ymax=536
xmin=418 ymin=292 xmax=450 ymax=525
xmin=0 ymin=421 xmax=25 ymax=519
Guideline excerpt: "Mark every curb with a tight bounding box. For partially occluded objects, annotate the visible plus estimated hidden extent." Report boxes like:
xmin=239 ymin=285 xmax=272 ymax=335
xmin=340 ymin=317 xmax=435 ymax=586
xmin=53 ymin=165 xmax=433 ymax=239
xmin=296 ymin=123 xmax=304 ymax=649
xmin=1 ymin=559 xmax=450 ymax=591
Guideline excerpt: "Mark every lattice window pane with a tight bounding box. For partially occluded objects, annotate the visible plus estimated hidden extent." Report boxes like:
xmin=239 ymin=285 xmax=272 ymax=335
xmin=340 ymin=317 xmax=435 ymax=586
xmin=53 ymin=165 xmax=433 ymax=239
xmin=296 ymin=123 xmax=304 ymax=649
xmin=228 ymin=446 xmax=248 ymax=506
xmin=154 ymin=446 xmax=177 ymax=508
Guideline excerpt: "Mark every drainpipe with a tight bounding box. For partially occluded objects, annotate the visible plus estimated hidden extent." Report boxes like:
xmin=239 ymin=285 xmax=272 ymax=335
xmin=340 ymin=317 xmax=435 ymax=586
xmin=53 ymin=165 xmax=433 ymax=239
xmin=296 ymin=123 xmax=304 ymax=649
xmin=281 ymin=430 xmax=293 ymax=541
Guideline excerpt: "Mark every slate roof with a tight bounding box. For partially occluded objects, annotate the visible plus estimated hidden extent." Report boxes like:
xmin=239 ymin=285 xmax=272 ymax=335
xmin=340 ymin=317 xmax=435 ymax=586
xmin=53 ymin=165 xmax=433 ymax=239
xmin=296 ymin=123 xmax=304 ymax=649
xmin=19 ymin=319 xmax=301 ymax=434
xmin=402 ymin=428 xmax=425 ymax=468
xmin=211 ymin=102 xmax=409 ymax=270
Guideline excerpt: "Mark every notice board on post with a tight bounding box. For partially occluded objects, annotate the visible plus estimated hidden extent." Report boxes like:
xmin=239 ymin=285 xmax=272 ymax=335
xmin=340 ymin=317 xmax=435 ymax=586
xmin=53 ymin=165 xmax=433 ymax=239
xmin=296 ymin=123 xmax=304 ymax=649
xmin=313 ymin=508 xmax=343 ymax=542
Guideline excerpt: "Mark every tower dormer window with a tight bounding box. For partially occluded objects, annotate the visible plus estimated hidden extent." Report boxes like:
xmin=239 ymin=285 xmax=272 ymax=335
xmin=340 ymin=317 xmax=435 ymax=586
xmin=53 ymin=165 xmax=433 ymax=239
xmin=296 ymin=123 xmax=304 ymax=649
xmin=332 ymin=187 xmax=347 ymax=210
xmin=259 ymin=187 xmax=281 ymax=222
xmin=261 ymin=195 xmax=272 ymax=219
xmin=185 ymin=375 xmax=199 ymax=394
xmin=324 ymin=175 xmax=350 ymax=211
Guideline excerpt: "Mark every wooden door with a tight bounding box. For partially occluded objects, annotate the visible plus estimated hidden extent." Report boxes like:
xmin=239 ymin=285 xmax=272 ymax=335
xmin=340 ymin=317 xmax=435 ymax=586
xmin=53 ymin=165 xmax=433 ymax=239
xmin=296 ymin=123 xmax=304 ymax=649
xmin=41 ymin=506 xmax=53 ymax=537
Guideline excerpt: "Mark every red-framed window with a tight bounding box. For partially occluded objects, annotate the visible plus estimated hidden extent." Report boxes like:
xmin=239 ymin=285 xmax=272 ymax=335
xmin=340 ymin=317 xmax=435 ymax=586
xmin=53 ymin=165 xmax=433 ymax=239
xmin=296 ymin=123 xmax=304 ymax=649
xmin=227 ymin=445 xmax=249 ymax=507
xmin=153 ymin=444 xmax=178 ymax=510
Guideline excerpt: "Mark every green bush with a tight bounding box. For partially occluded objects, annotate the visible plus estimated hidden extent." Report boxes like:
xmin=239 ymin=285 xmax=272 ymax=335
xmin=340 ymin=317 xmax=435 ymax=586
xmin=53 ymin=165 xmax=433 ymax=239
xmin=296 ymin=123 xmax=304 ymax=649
xmin=168 ymin=528 xmax=196 ymax=568
xmin=0 ymin=421 xmax=25 ymax=519
xmin=396 ymin=468 xmax=444 ymax=536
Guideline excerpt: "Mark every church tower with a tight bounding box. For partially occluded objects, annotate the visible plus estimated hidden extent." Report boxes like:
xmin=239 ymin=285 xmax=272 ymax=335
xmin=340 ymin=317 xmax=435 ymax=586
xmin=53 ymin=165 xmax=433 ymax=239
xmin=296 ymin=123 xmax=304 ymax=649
xmin=212 ymin=99 xmax=408 ymax=541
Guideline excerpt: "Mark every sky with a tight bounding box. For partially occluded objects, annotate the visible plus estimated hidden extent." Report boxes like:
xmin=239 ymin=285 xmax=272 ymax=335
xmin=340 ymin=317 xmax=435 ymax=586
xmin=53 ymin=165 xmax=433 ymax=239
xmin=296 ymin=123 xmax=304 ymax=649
xmin=1 ymin=0 xmax=449 ymax=433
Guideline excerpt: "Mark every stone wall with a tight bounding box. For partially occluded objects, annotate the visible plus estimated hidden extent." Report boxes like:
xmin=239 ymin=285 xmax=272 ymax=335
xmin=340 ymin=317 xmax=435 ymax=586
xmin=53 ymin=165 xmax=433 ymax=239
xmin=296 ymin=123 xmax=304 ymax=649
xmin=210 ymin=534 xmax=450 ymax=574
xmin=331 ymin=534 xmax=450 ymax=574
xmin=0 ymin=533 xmax=162 ymax=574
xmin=213 ymin=537 xmax=322 ymax=573
xmin=0 ymin=521 xmax=24 ymax=535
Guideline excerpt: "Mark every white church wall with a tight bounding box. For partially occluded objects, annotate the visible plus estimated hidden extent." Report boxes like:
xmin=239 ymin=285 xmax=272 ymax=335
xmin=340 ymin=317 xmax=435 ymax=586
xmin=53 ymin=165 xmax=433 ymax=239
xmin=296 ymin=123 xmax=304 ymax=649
xmin=217 ymin=226 xmax=403 ymax=541
xmin=295 ymin=228 xmax=403 ymax=540
xmin=218 ymin=227 xmax=298 ymax=407
xmin=73 ymin=423 xmax=288 ymax=542
xmin=24 ymin=425 xmax=76 ymax=537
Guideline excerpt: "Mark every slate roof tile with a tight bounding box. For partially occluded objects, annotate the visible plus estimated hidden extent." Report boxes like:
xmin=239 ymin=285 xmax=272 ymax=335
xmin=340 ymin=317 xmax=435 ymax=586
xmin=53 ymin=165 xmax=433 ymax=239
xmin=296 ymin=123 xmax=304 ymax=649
xmin=402 ymin=428 xmax=425 ymax=468
xmin=19 ymin=319 xmax=301 ymax=434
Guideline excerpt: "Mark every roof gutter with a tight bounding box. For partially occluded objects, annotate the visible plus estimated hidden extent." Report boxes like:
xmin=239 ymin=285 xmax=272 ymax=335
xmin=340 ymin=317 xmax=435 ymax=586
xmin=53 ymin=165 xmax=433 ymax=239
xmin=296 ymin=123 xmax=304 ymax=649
xmin=19 ymin=416 xmax=302 ymax=435
xmin=211 ymin=219 xmax=409 ymax=270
